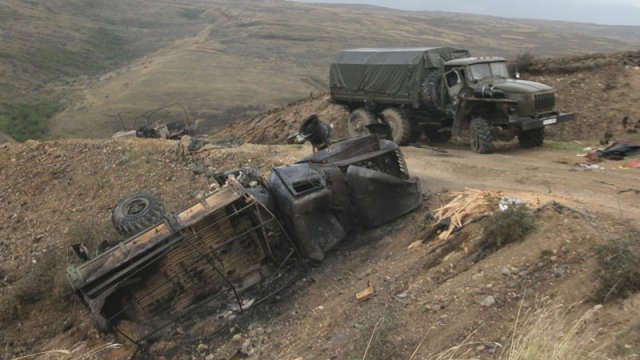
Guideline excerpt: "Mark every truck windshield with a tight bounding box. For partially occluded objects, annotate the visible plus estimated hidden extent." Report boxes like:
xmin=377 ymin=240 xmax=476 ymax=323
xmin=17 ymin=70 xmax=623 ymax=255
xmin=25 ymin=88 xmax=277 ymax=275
xmin=469 ymin=62 xmax=509 ymax=80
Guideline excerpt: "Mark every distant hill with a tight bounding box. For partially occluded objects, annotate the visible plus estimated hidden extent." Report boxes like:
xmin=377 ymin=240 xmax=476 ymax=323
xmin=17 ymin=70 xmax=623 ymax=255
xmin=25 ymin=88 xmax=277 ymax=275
xmin=296 ymin=0 xmax=640 ymax=26
xmin=1 ymin=0 xmax=640 ymax=139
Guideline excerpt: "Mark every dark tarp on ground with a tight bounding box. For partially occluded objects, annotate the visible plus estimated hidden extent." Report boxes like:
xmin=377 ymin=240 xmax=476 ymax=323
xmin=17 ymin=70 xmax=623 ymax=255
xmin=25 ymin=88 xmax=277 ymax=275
xmin=330 ymin=47 xmax=470 ymax=105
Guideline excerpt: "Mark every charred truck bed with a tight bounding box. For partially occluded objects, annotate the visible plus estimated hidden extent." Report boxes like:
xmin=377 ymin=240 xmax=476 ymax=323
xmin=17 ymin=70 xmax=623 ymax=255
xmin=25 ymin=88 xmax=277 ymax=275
xmin=68 ymin=183 xmax=298 ymax=341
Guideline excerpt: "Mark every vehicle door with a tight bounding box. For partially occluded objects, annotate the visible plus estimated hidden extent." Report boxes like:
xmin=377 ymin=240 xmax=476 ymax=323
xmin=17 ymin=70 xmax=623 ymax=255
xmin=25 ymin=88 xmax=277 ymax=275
xmin=443 ymin=68 xmax=464 ymax=116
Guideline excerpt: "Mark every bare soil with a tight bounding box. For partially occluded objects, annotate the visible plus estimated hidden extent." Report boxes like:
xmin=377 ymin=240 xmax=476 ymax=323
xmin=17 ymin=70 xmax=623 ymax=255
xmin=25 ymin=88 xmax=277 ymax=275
xmin=1 ymin=136 xmax=639 ymax=359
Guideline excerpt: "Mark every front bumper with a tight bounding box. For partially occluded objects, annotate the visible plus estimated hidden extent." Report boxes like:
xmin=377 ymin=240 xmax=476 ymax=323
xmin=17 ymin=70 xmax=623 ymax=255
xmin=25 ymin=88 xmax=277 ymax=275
xmin=509 ymin=112 xmax=575 ymax=131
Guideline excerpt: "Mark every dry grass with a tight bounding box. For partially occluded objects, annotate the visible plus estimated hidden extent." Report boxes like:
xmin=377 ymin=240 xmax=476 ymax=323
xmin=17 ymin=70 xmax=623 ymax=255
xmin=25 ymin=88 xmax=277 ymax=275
xmin=503 ymin=302 xmax=605 ymax=360
xmin=422 ymin=302 xmax=607 ymax=360
xmin=593 ymin=231 xmax=640 ymax=302
xmin=11 ymin=342 xmax=122 ymax=360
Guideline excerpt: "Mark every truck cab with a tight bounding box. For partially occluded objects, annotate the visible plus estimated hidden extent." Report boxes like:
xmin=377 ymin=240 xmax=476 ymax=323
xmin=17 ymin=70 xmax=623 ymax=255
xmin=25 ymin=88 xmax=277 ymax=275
xmin=439 ymin=57 xmax=575 ymax=152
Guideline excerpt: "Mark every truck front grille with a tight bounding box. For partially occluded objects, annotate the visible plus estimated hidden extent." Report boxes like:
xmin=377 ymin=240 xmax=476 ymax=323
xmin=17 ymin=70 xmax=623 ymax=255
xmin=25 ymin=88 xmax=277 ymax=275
xmin=535 ymin=92 xmax=555 ymax=113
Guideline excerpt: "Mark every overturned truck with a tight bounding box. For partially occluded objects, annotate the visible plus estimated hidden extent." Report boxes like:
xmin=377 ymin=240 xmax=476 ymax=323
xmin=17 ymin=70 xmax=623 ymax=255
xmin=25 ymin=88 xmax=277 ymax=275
xmin=67 ymin=134 xmax=422 ymax=342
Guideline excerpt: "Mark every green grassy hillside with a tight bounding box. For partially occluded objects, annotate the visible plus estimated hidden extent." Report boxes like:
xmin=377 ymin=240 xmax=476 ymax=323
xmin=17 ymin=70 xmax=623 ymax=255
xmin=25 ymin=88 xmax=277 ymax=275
xmin=2 ymin=0 xmax=640 ymax=139
xmin=0 ymin=0 xmax=211 ymax=139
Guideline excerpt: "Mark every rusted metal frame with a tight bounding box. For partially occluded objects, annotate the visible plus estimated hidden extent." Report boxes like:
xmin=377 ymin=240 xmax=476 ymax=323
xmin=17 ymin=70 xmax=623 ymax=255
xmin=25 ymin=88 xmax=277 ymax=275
xmin=99 ymin=211 xmax=253 ymax=323
xmin=83 ymin=236 xmax=180 ymax=298
xmin=181 ymin=237 xmax=239 ymax=310
xmin=253 ymin=201 xmax=278 ymax=262
xmin=250 ymin=193 xmax=303 ymax=261
xmin=84 ymin=198 xmax=256 ymax=298
xmin=75 ymin=188 xmax=241 ymax=287
xmin=122 ymin=288 xmax=235 ymax=344
xmin=165 ymin=201 xmax=277 ymax=314
xmin=112 ymin=207 xmax=261 ymax=341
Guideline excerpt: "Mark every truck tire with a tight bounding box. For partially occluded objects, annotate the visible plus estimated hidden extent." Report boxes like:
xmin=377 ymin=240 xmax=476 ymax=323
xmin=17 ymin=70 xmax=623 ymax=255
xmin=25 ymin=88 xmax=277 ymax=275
xmin=347 ymin=109 xmax=376 ymax=138
xmin=112 ymin=192 xmax=165 ymax=237
xmin=421 ymin=71 xmax=443 ymax=109
xmin=518 ymin=128 xmax=544 ymax=148
xmin=469 ymin=116 xmax=494 ymax=154
xmin=381 ymin=108 xmax=412 ymax=145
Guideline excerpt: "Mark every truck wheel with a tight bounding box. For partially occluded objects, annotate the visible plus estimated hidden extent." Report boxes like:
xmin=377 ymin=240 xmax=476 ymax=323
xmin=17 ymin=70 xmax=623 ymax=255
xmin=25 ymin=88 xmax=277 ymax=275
xmin=347 ymin=109 xmax=376 ymax=138
xmin=518 ymin=128 xmax=544 ymax=148
xmin=469 ymin=116 xmax=494 ymax=154
xmin=112 ymin=192 xmax=165 ymax=237
xmin=381 ymin=108 xmax=412 ymax=145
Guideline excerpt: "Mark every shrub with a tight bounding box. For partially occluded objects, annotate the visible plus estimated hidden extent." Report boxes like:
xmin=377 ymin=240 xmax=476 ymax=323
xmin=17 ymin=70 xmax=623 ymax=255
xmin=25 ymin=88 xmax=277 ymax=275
xmin=593 ymin=231 xmax=640 ymax=302
xmin=483 ymin=205 xmax=535 ymax=249
xmin=513 ymin=52 xmax=536 ymax=73
xmin=0 ymin=101 xmax=60 ymax=141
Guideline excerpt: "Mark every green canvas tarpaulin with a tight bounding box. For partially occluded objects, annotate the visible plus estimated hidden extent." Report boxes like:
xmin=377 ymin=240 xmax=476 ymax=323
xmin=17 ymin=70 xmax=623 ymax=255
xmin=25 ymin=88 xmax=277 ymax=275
xmin=330 ymin=47 xmax=470 ymax=105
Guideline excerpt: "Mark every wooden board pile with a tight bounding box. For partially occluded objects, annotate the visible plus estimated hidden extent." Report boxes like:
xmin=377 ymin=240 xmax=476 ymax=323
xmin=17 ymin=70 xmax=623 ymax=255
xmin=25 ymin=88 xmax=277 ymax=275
xmin=434 ymin=189 xmax=499 ymax=241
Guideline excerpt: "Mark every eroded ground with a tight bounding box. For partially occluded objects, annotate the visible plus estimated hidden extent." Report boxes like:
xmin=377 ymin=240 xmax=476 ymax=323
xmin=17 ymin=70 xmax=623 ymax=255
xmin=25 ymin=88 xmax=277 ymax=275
xmin=1 ymin=139 xmax=638 ymax=359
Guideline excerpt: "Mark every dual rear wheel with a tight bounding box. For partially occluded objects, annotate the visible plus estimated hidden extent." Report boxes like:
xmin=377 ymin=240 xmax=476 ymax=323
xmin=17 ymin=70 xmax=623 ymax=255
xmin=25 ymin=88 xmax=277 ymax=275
xmin=347 ymin=107 xmax=414 ymax=145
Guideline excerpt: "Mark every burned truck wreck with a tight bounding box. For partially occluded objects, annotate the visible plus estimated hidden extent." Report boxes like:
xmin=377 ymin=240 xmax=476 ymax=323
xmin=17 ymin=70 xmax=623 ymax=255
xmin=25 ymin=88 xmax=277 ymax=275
xmin=67 ymin=133 xmax=422 ymax=342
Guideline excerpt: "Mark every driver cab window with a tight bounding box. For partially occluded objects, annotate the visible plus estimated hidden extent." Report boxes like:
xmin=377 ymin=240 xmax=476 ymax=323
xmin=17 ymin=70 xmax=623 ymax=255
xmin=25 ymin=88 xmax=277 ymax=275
xmin=446 ymin=70 xmax=461 ymax=87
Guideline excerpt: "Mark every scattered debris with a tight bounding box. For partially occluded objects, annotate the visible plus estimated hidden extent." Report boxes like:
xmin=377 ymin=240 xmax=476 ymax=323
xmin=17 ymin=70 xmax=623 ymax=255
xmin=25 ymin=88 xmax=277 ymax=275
xmin=628 ymin=159 xmax=640 ymax=168
xmin=434 ymin=190 xmax=498 ymax=241
xmin=579 ymin=163 xmax=605 ymax=170
xmin=586 ymin=142 xmax=640 ymax=161
xmin=355 ymin=281 xmax=376 ymax=301
xmin=480 ymin=295 xmax=496 ymax=307
xmin=498 ymin=196 xmax=527 ymax=211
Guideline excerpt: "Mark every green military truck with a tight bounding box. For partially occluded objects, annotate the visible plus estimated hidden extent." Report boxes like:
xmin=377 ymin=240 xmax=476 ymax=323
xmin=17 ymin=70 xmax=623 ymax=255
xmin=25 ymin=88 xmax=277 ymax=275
xmin=329 ymin=47 xmax=575 ymax=153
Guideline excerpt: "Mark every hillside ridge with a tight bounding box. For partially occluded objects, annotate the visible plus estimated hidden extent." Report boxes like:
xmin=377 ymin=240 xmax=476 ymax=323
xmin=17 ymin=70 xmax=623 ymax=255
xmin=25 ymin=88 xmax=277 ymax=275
xmin=2 ymin=0 xmax=640 ymax=140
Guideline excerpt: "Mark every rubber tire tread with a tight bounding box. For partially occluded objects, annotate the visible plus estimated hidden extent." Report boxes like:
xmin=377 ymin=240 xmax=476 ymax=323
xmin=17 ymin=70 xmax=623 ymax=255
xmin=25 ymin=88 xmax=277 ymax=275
xmin=518 ymin=127 xmax=545 ymax=148
xmin=470 ymin=117 xmax=494 ymax=154
xmin=347 ymin=108 xmax=377 ymax=138
xmin=381 ymin=108 xmax=413 ymax=145
xmin=112 ymin=192 xmax=165 ymax=237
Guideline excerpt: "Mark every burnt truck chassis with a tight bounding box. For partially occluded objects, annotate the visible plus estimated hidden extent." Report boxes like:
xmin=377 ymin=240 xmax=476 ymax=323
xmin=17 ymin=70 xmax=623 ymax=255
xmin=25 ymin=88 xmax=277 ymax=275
xmin=67 ymin=135 xmax=422 ymax=344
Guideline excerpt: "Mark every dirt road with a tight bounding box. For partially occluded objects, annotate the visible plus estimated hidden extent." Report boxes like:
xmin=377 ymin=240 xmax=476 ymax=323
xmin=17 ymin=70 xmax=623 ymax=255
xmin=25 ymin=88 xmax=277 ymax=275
xmin=404 ymin=145 xmax=640 ymax=221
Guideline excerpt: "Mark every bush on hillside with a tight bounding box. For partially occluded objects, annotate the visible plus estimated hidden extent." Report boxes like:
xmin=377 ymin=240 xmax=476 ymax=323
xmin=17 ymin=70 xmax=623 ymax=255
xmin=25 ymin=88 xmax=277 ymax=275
xmin=0 ymin=101 xmax=60 ymax=142
xmin=594 ymin=231 xmax=640 ymax=302
xmin=483 ymin=205 xmax=535 ymax=249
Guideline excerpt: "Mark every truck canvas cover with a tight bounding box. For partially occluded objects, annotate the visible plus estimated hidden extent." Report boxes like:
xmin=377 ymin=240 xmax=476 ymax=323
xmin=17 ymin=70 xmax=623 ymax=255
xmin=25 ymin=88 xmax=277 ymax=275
xmin=330 ymin=47 xmax=470 ymax=104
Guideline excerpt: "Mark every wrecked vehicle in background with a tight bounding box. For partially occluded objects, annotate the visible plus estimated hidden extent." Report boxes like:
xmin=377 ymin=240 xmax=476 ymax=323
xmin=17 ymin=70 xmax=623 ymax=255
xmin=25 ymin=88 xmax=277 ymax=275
xmin=111 ymin=103 xmax=199 ymax=140
xmin=67 ymin=129 xmax=422 ymax=343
